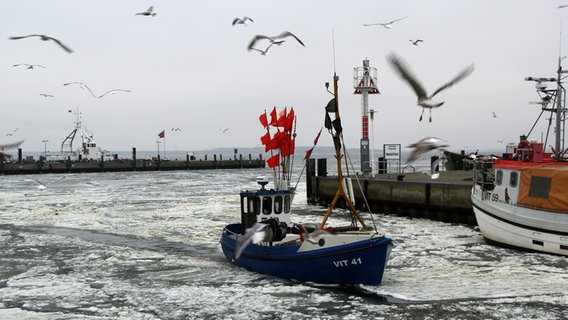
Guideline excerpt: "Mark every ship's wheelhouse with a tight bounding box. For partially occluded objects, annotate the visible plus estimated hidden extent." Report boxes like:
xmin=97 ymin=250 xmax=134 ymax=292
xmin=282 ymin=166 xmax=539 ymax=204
xmin=240 ymin=190 xmax=293 ymax=231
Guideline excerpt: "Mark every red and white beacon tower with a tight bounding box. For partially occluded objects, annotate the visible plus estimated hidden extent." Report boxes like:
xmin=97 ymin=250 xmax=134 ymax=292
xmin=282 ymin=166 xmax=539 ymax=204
xmin=353 ymin=59 xmax=380 ymax=174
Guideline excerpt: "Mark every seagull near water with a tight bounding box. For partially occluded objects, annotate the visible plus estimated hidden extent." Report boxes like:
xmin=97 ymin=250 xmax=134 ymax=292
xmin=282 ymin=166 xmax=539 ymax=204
xmin=248 ymin=31 xmax=305 ymax=54
xmin=363 ymin=16 xmax=407 ymax=28
xmin=234 ymin=222 xmax=269 ymax=260
xmin=13 ymin=63 xmax=46 ymax=70
xmin=232 ymin=16 xmax=254 ymax=26
xmin=406 ymin=137 xmax=449 ymax=164
xmin=9 ymin=34 xmax=73 ymax=53
xmin=387 ymin=53 xmax=474 ymax=122
xmin=136 ymin=6 xmax=156 ymax=16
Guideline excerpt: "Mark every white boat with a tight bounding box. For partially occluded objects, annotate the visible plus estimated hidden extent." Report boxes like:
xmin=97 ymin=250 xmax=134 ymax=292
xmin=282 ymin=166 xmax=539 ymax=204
xmin=46 ymin=109 xmax=114 ymax=162
xmin=471 ymin=58 xmax=568 ymax=255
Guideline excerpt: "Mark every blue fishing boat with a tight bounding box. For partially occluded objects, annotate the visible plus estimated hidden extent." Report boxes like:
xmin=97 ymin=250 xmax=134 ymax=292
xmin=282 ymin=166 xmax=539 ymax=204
xmin=220 ymin=74 xmax=393 ymax=285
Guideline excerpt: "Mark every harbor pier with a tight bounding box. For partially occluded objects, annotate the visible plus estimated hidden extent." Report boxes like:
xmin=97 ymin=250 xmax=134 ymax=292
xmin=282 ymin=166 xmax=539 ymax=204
xmin=306 ymin=158 xmax=476 ymax=226
xmin=0 ymin=151 xmax=265 ymax=175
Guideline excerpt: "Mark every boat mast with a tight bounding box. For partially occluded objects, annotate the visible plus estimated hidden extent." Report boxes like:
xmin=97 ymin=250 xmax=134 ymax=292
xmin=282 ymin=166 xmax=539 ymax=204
xmin=320 ymin=73 xmax=366 ymax=229
xmin=60 ymin=109 xmax=82 ymax=154
xmin=554 ymin=56 xmax=566 ymax=159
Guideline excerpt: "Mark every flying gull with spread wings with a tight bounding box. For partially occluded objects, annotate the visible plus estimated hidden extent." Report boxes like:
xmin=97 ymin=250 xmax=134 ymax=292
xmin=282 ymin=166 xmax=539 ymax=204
xmin=409 ymin=39 xmax=423 ymax=46
xmin=64 ymin=82 xmax=130 ymax=99
xmin=406 ymin=137 xmax=449 ymax=164
xmin=9 ymin=34 xmax=73 ymax=53
xmin=363 ymin=16 xmax=407 ymax=28
xmin=0 ymin=140 xmax=24 ymax=162
xmin=232 ymin=16 xmax=254 ymax=26
xmin=387 ymin=53 xmax=474 ymax=122
xmin=248 ymin=31 xmax=304 ymax=54
xmin=234 ymin=222 xmax=269 ymax=260
xmin=13 ymin=63 xmax=46 ymax=70
xmin=63 ymin=82 xmax=97 ymax=98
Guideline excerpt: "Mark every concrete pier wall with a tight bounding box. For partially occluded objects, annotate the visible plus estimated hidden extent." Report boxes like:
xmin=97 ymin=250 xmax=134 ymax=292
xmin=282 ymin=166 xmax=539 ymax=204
xmin=306 ymin=158 xmax=476 ymax=226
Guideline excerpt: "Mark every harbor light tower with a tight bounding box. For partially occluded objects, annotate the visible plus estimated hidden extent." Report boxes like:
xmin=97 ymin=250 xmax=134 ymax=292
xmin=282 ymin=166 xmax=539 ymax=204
xmin=353 ymin=59 xmax=380 ymax=174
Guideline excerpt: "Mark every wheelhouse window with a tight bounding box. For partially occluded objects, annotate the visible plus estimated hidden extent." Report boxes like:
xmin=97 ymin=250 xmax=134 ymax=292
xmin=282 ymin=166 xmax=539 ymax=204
xmin=284 ymin=195 xmax=291 ymax=213
xmin=274 ymin=196 xmax=283 ymax=214
xmin=496 ymin=170 xmax=503 ymax=185
xmin=245 ymin=196 xmax=260 ymax=215
xmin=510 ymin=171 xmax=518 ymax=188
xmin=262 ymin=197 xmax=272 ymax=215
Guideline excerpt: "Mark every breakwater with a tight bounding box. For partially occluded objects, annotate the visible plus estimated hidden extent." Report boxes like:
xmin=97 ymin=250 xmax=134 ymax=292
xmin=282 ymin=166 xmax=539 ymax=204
xmin=0 ymin=153 xmax=265 ymax=175
xmin=306 ymin=158 xmax=476 ymax=226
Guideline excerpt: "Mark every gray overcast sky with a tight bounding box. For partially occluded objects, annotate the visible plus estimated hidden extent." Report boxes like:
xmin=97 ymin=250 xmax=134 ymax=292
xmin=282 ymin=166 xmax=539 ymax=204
xmin=2 ymin=1 xmax=566 ymax=154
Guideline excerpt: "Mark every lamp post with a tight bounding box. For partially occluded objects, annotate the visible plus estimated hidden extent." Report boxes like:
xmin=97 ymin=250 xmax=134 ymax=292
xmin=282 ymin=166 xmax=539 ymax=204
xmin=42 ymin=139 xmax=49 ymax=158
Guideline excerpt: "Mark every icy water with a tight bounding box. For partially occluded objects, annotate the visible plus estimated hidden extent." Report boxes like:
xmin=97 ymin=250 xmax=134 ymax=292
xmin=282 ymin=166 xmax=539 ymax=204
xmin=1 ymin=168 xmax=567 ymax=320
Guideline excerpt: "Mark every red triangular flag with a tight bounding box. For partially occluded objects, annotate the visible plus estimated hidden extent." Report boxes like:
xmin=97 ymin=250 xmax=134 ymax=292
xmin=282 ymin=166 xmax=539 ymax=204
xmin=260 ymin=132 xmax=271 ymax=146
xmin=269 ymin=107 xmax=277 ymax=126
xmin=313 ymin=127 xmax=322 ymax=145
xmin=304 ymin=147 xmax=314 ymax=160
xmin=275 ymin=108 xmax=287 ymax=128
xmin=259 ymin=113 xmax=268 ymax=128
xmin=267 ymin=154 xmax=280 ymax=168
xmin=285 ymin=108 xmax=295 ymax=131
xmin=304 ymin=127 xmax=322 ymax=160
xmin=289 ymin=137 xmax=295 ymax=155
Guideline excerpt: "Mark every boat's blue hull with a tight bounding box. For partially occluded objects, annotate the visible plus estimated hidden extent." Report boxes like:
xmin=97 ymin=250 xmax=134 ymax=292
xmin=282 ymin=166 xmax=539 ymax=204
xmin=220 ymin=223 xmax=393 ymax=286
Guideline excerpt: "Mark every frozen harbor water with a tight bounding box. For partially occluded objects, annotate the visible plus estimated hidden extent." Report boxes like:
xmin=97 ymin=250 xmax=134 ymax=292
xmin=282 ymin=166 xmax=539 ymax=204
xmin=0 ymin=169 xmax=567 ymax=319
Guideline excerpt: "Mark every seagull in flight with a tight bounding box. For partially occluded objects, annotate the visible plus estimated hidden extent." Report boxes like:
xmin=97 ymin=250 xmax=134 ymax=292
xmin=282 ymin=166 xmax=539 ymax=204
xmin=387 ymin=53 xmax=474 ymax=122
xmin=9 ymin=34 xmax=73 ymax=53
xmin=40 ymin=93 xmax=54 ymax=98
xmin=136 ymin=6 xmax=156 ymax=16
xmin=428 ymin=157 xmax=444 ymax=180
xmin=559 ymin=5 xmax=568 ymax=8
xmin=0 ymin=140 xmax=24 ymax=161
xmin=363 ymin=16 xmax=407 ymax=28
xmin=171 ymin=128 xmax=182 ymax=132
xmin=406 ymin=137 xmax=449 ymax=164
xmin=13 ymin=63 xmax=46 ymax=70
xmin=234 ymin=222 xmax=269 ymax=260
xmin=63 ymin=82 xmax=97 ymax=98
xmin=97 ymin=89 xmax=131 ymax=99
xmin=248 ymin=31 xmax=304 ymax=53
xmin=492 ymin=112 xmax=497 ymax=118
xmin=409 ymin=39 xmax=423 ymax=46
xmin=249 ymin=43 xmax=275 ymax=55
xmin=219 ymin=128 xmax=230 ymax=133
xmin=232 ymin=16 xmax=254 ymax=26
